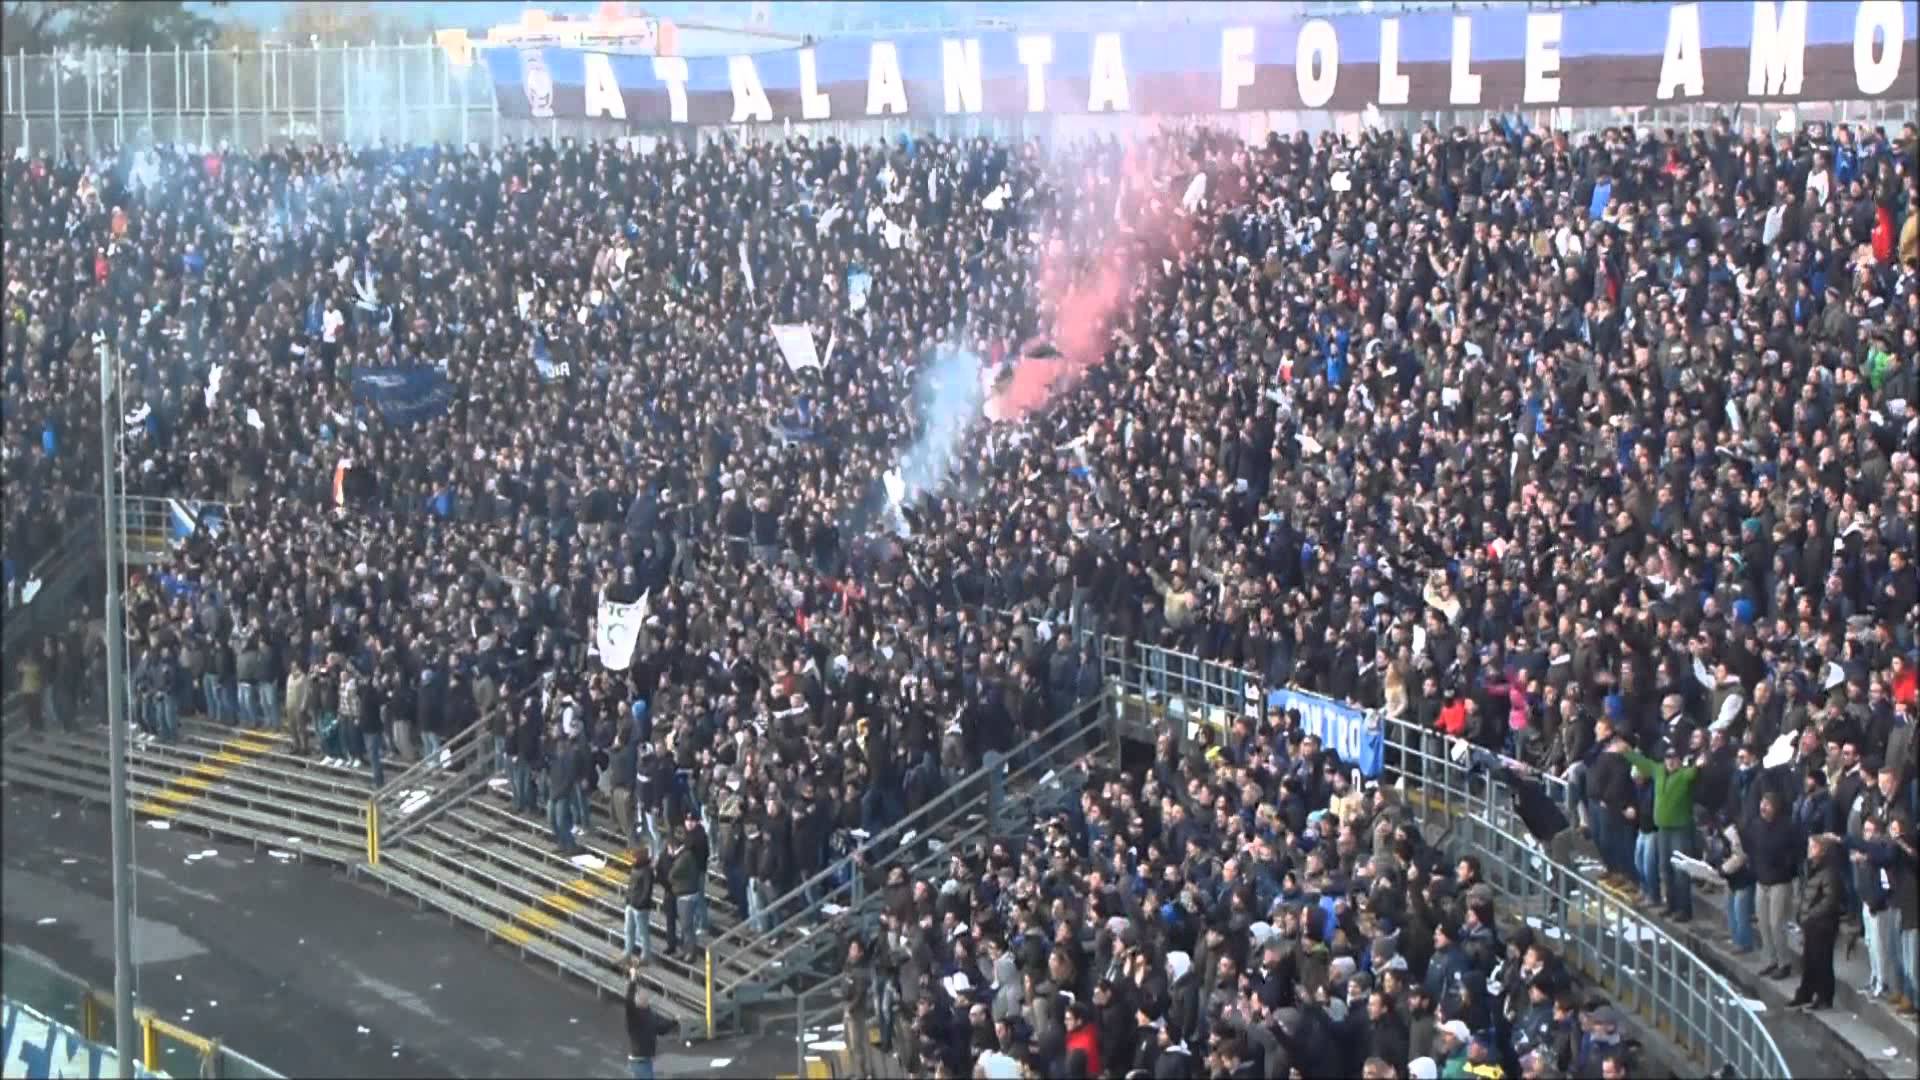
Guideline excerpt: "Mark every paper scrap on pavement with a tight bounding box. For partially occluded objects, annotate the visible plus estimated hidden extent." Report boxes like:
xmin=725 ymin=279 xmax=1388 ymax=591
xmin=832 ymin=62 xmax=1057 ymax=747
xmin=21 ymin=577 xmax=42 ymax=604
xmin=398 ymin=790 xmax=432 ymax=818
xmin=268 ymin=849 xmax=295 ymax=860
xmin=148 ymin=821 xmax=172 ymax=830
xmin=820 ymin=903 xmax=847 ymax=917
xmin=568 ymin=853 xmax=607 ymax=871
xmin=60 ymin=858 xmax=76 ymax=865
xmin=809 ymin=1040 xmax=848 ymax=1053
xmin=37 ymin=917 xmax=56 ymax=926
xmin=1722 ymin=996 xmax=1766 ymax=1013
xmin=710 ymin=1059 xmax=733 ymax=1068
xmin=357 ymin=1025 xmax=371 ymax=1035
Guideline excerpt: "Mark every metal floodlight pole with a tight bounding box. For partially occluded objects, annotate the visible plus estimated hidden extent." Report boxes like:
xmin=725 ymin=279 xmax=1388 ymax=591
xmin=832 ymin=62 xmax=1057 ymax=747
xmin=98 ymin=339 xmax=135 ymax=1079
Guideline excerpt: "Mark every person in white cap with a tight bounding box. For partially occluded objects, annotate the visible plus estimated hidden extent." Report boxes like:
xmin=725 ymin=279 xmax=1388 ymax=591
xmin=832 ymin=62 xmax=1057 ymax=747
xmin=1436 ymin=1019 xmax=1472 ymax=1075
xmin=1408 ymin=1057 xmax=1440 ymax=1080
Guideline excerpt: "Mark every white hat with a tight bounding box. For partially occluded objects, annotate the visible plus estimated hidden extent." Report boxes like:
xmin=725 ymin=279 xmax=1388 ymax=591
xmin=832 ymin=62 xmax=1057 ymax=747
xmin=1441 ymin=1020 xmax=1472 ymax=1044
xmin=978 ymin=1052 xmax=1021 ymax=1080
xmin=1409 ymin=1058 xmax=1439 ymax=1080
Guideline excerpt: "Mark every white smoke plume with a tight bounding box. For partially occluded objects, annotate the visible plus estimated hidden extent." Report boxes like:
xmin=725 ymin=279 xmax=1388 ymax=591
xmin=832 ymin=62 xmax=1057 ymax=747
xmin=891 ymin=344 xmax=987 ymax=509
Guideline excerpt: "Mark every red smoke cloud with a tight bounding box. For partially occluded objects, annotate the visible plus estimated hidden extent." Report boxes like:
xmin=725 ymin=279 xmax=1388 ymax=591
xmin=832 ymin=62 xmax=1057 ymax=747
xmin=986 ymin=141 xmax=1200 ymax=422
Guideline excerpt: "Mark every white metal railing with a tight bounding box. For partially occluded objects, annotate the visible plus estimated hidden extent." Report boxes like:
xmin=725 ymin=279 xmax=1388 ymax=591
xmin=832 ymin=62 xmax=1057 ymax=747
xmin=1091 ymin=635 xmax=1791 ymax=1079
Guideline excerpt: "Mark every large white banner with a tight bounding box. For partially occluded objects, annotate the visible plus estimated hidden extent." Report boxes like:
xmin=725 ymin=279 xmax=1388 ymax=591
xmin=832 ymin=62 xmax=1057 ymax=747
xmin=770 ymin=323 xmax=823 ymax=374
xmin=592 ymin=590 xmax=649 ymax=671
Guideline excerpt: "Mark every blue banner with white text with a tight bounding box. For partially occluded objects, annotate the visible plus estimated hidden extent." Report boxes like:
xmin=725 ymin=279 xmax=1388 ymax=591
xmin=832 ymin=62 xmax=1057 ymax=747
xmin=348 ymin=367 xmax=451 ymax=427
xmin=1 ymin=1000 xmax=165 ymax=1078
xmin=484 ymin=1 xmax=1916 ymax=125
xmin=1269 ymin=686 xmax=1385 ymax=779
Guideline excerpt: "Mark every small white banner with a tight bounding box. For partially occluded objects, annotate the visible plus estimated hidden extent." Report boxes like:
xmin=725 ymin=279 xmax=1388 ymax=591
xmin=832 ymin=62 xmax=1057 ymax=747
xmin=593 ymin=589 xmax=649 ymax=672
xmin=770 ymin=323 xmax=822 ymax=373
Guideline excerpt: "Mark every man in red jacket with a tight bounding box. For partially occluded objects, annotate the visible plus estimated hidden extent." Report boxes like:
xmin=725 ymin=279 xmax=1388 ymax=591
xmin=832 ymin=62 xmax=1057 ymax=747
xmin=1063 ymin=1001 xmax=1101 ymax=1078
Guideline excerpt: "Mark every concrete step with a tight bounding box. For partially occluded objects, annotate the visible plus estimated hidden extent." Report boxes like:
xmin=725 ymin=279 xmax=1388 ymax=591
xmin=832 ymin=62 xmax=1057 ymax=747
xmin=458 ymin=796 xmax=743 ymax=920
xmin=419 ymin=810 xmax=736 ymax=994
xmin=0 ymin=751 xmax=360 ymax=868
xmin=63 ymin=725 xmax=372 ymax=817
xmin=358 ymin=851 xmax=628 ymax=1001
xmin=30 ymin=730 xmax=365 ymax=854
xmin=371 ymin=841 xmax=711 ymax=1022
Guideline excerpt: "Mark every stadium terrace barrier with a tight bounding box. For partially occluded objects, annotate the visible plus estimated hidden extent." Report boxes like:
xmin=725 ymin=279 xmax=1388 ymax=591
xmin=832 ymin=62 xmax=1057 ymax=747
xmin=365 ymin=678 xmax=539 ymax=864
xmin=2 ymin=946 xmax=283 ymax=1079
xmin=1085 ymin=634 xmax=1792 ymax=1079
xmin=702 ymin=689 xmax=1118 ymax=1036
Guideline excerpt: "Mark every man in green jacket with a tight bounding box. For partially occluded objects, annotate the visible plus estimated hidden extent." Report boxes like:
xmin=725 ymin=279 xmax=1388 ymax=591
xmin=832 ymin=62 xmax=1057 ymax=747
xmin=1613 ymin=737 xmax=1701 ymax=921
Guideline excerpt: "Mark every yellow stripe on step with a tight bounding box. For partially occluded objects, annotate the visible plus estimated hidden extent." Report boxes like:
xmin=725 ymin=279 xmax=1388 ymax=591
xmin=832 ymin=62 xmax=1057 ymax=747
xmin=133 ymin=731 xmax=283 ymax=818
xmin=561 ymin=878 xmax=605 ymax=901
xmin=512 ymin=907 xmax=560 ymax=932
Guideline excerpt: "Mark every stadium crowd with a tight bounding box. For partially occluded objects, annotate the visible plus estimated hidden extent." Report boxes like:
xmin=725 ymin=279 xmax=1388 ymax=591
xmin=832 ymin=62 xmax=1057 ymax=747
xmin=6 ymin=103 xmax=1920 ymax=1078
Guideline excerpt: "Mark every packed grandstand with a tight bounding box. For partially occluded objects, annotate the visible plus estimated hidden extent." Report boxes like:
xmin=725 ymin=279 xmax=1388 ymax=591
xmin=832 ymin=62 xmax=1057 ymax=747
xmin=5 ymin=8 xmax=1920 ymax=1080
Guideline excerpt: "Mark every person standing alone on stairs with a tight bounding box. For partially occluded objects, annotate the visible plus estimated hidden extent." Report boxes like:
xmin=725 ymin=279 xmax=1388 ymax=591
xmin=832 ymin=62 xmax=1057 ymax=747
xmin=625 ymin=844 xmax=655 ymax=964
xmin=624 ymin=962 xmax=677 ymax=1080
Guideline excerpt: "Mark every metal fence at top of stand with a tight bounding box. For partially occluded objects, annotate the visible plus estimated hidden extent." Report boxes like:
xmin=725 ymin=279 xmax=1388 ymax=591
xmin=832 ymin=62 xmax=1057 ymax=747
xmin=7 ymin=39 xmax=1913 ymax=160
xmin=1092 ymin=638 xmax=1791 ymax=1080
xmin=0 ymin=43 xmax=501 ymax=158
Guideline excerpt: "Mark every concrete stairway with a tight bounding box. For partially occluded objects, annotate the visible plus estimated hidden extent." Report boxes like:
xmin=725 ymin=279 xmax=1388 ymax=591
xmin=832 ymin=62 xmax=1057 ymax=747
xmin=362 ymin=787 xmax=769 ymax=1027
xmin=1 ymin=720 xmax=367 ymax=865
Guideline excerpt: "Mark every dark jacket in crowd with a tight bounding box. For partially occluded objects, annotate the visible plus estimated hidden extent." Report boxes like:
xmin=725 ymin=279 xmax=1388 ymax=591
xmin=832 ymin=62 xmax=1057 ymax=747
xmin=623 ymin=979 xmax=675 ymax=1059
xmin=1742 ymin=812 xmax=1802 ymax=886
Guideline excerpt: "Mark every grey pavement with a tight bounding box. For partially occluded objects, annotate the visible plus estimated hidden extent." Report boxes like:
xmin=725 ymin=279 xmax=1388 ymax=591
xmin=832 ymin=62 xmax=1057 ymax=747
xmin=0 ymin=783 xmax=798 ymax=1079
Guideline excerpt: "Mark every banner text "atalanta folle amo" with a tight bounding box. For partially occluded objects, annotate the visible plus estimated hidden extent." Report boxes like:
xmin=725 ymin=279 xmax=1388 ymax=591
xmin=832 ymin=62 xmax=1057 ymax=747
xmin=486 ymin=1 xmax=1916 ymax=126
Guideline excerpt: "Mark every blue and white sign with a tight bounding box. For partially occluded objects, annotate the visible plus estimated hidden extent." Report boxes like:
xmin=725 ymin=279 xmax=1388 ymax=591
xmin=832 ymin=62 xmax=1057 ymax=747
xmin=166 ymin=500 xmax=226 ymax=545
xmin=348 ymin=366 xmax=452 ymax=426
xmin=1 ymin=1000 xmax=165 ymax=1079
xmin=1269 ymin=687 xmax=1385 ymax=779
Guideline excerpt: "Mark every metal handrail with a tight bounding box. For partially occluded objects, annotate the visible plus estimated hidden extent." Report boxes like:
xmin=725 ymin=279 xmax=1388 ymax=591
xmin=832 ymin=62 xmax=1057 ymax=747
xmin=701 ymin=700 xmax=1110 ymax=1037
xmin=366 ymin=677 xmax=537 ymax=862
xmin=1096 ymin=636 xmax=1792 ymax=1080
xmin=704 ymin=693 xmax=1102 ymax=983
xmin=705 ymin=690 xmax=1104 ymax=966
xmin=706 ymin=692 xmax=1112 ymax=1002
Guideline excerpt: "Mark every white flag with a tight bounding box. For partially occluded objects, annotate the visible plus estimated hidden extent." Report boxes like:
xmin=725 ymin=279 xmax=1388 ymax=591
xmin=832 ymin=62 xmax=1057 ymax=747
xmin=1181 ymin=172 xmax=1208 ymax=212
xmin=204 ymin=363 xmax=224 ymax=410
xmin=770 ymin=323 xmax=822 ymax=373
xmin=739 ymin=238 xmax=756 ymax=295
xmin=594 ymin=590 xmax=649 ymax=672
